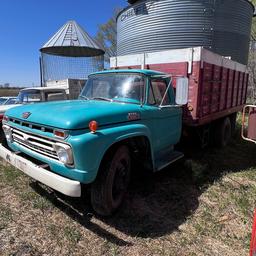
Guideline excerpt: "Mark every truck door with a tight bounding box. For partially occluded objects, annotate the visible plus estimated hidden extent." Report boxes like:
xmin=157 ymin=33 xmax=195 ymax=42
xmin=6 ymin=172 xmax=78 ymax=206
xmin=147 ymin=78 xmax=182 ymax=152
xmin=242 ymin=105 xmax=256 ymax=143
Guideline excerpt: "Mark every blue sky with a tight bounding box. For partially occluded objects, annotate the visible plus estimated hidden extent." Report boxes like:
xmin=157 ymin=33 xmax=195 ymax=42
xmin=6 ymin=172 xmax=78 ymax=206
xmin=0 ymin=0 xmax=126 ymax=87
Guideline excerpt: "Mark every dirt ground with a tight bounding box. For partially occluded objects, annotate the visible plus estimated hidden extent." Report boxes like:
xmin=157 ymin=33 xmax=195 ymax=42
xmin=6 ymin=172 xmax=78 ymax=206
xmin=0 ymin=130 xmax=255 ymax=256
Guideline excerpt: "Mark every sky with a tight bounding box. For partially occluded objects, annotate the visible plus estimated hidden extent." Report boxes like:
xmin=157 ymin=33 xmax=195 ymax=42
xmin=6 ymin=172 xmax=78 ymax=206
xmin=0 ymin=0 xmax=126 ymax=87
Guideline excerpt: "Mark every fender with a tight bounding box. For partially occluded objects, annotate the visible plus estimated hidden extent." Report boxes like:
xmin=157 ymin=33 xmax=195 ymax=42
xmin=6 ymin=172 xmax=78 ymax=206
xmin=68 ymin=122 xmax=155 ymax=183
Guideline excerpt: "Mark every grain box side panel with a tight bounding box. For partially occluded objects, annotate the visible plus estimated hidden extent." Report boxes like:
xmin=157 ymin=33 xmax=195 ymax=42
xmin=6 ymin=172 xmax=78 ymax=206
xmin=232 ymin=71 xmax=239 ymax=107
xmin=200 ymin=62 xmax=213 ymax=117
xmin=226 ymin=70 xmax=235 ymax=109
xmin=210 ymin=65 xmax=222 ymax=113
xmin=242 ymin=74 xmax=249 ymax=103
xmin=219 ymin=67 xmax=228 ymax=111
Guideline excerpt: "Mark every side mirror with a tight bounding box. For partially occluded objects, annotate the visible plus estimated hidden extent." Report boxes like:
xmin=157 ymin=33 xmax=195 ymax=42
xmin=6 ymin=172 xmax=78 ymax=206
xmin=175 ymin=77 xmax=188 ymax=105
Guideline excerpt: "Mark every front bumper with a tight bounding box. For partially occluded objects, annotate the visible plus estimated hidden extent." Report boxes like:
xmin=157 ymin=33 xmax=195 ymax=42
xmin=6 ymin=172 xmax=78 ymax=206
xmin=0 ymin=144 xmax=81 ymax=197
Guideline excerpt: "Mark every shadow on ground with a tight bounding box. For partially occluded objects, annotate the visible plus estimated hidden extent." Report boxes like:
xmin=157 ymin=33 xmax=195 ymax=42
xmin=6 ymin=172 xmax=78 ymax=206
xmin=30 ymin=132 xmax=256 ymax=246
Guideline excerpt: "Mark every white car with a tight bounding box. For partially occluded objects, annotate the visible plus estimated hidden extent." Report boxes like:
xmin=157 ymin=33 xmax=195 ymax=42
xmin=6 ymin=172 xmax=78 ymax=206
xmin=0 ymin=97 xmax=17 ymax=105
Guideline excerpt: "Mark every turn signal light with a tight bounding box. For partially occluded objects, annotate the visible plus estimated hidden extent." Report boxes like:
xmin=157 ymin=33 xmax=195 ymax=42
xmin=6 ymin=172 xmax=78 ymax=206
xmin=54 ymin=130 xmax=66 ymax=139
xmin=89 ymin=121 xmax=98 ymax=133
xmin=2 ymin=115 xmax=9 ymax=122
xmin=0 ymin=114 xmax=4 ymax=121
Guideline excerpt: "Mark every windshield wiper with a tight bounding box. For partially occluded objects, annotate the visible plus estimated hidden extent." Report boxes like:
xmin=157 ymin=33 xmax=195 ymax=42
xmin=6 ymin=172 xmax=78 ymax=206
xmin=92 ymin=97 xmax=112 ymax=102
xmin=79 ymin=95 xmax=89 ymax=100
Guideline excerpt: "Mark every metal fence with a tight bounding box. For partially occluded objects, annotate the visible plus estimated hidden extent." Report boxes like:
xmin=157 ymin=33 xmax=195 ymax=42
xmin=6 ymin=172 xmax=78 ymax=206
xmin=41 ymin=53 xmax=104 ymax=85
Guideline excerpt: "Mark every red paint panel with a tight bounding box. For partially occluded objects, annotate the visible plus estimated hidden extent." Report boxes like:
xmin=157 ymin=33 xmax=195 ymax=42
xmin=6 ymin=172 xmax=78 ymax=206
xmin=237 ymin=72 xmax=244 ymax=105
xmin=232 ymin=71 xmax=239 ymax=107
xmin=147 ymin=63 xmax=188 ymax=77
xmin=242 ymin=74 xmax=249 ymax=104
xmin=226 ymin=70 xmax=235 ymax=109
xmin=210 ymin=65 xmax=222 ymax=113
xmin=219 ymin=68 xmax=228 ymax=110
xmin=201 ymin=63 xmax=213 ymax=116
xmin=250 ymin=210 xmax=256 ymax=256
xmin=248 ymin=107 xmax=256 ymax=141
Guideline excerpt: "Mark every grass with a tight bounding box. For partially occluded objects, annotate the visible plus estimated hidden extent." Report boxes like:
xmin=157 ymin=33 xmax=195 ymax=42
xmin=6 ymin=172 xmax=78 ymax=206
xmin=0 ymin=122 xmax=256 ymax=255
xmin=0 ymin=88 xmax=21 ymax=97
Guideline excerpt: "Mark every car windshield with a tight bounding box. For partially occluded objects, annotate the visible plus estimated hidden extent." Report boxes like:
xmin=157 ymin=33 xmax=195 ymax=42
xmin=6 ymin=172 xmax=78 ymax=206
xmin=0 ymin=98 xmax=7 ymax=105
xmin=17 ymin=90 xmax=42 ymax=103
xmin=4 ymin=98 xmax=17 ymax=105
xmin=79 ymin=73 xmax=145 ymax=104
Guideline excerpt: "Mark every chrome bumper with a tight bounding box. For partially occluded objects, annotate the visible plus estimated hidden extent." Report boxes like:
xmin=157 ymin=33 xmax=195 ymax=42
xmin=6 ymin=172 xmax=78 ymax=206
xmin=0 ymin=144 xmax=81 ymax=197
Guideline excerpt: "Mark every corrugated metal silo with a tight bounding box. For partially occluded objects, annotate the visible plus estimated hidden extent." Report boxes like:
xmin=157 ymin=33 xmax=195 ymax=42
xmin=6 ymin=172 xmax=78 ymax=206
xmin=40 ymin=21 xmax=105 ymax=85
xmin=117 ymin=0 xmax=254 ymax=64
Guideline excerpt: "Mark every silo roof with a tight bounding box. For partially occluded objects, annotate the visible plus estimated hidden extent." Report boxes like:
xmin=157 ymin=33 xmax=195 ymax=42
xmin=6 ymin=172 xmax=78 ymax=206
xmin=40 ymin=20 xmax=105 ymax=57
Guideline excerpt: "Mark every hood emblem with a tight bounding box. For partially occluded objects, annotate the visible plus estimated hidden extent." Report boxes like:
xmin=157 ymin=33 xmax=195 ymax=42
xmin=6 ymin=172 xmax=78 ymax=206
xmin=22 ymin=112 xmax=31 ymax=119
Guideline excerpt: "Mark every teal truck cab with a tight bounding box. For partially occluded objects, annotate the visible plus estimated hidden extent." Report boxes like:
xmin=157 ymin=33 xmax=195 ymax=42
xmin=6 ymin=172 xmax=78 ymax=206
xmin=0 ymin=69 xmax=188 ymax=215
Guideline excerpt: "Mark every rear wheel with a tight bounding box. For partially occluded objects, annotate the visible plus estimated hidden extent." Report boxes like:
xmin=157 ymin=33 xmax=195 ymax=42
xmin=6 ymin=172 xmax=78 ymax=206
xmin=214 ymin=117 xmax=231 ymax=148
xmin=229 ymin=112 xmax=237 ymax=136
xmin=91 ymin=145 xmax=131 ymax=216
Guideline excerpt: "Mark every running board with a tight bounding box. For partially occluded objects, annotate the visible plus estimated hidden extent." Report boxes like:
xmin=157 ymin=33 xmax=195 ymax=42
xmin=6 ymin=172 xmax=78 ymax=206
xmin=155 ymin=151 xmax=184 ymax=172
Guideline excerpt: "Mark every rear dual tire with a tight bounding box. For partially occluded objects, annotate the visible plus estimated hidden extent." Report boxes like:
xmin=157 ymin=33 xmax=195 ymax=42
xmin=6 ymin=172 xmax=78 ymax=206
xmin=214 ymin=117 xmax=232 ymax=148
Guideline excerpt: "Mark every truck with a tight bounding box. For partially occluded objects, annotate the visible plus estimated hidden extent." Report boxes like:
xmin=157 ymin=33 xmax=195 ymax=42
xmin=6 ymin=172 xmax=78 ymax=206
xmin=0 ymin=47 xmax=249 ymax=216
xmin=0 ymin=80 xmax=84 ymax=143
xmin=0 ymin=87 xmax=68 ymax=144
xmin=45 ymin=79 xmax=86 ymax=100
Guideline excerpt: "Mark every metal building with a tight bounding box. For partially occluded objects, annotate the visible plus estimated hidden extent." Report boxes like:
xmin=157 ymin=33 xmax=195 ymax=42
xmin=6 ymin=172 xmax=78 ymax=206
xmin=40 ymin=20 xmax=105 ymax=85
xmin=117 ymin=0 xmax=254 ymax=65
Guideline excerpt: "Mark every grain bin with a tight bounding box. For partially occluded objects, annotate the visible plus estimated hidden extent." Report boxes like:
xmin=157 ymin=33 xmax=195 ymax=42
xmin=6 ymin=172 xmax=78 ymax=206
xmin=117 ymin=0 xmax=254 ymax=64
xmin=40 ymin=21 xmax=105 ymax=85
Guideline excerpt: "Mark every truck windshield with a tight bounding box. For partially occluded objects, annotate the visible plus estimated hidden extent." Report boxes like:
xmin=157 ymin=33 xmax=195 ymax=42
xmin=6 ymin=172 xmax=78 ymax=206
xmin=79 ymin=73 xmax=145 ymax=104
xmin=17 ymin=90 xmax=42 ymax=103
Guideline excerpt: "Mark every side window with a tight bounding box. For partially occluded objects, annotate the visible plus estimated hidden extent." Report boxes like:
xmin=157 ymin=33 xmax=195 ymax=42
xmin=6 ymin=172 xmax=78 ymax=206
xmin=148 ymin=79 xmax=171 ymax=106
xmin=46 ymin=92 xmax=65 ymax=101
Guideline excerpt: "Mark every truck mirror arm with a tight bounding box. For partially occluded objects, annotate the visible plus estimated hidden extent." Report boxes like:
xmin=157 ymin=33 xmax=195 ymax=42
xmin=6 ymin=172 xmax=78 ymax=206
xmin=159 ymin=78 xmax=173 ymax=108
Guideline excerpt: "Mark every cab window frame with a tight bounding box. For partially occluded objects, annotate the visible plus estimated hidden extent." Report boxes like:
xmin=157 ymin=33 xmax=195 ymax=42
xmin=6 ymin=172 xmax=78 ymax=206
xmin=147 ymin=77 xmax=174 ymax=106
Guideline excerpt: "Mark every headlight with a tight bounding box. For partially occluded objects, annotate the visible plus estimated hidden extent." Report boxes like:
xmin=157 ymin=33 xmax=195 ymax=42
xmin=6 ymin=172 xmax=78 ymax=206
xmin=2 ymin=125 xmax=12 ymax=142
xmin=54 ymin=143 xmax=73 ymax=165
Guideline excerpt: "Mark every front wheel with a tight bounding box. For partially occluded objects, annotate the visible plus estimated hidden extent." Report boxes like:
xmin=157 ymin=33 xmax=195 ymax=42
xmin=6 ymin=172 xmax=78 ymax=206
xmin=91 ymin=145 xmax=131 ymax=216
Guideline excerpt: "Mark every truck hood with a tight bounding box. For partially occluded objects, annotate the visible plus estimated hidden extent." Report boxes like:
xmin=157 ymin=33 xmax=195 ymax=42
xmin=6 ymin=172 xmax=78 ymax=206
xmin=5 ymin=100 xmax=143 ymax=130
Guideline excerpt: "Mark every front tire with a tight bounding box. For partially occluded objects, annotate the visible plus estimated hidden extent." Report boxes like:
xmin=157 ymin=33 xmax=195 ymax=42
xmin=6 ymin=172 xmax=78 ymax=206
xmin=91 ymin=145 xmax=131 ymax=216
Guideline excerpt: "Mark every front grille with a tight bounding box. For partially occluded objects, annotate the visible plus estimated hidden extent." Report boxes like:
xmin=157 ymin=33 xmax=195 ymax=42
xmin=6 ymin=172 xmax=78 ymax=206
xmin=9 ymin=118 xmax=54 ymax=134
xmin=12 ymin=128 xmax=59 ymax=160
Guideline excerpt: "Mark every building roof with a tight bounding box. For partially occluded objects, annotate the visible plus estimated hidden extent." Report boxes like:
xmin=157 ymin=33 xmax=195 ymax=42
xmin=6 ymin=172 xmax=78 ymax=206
xmin=40 ymin=20 xmax=105 ymax=57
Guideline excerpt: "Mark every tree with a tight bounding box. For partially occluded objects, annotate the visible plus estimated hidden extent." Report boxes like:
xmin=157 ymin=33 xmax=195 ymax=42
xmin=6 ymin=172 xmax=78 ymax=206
xmin=247 ymin=0 xmax=256 ymax=102
xmin=95 ymin=9 xmax=121 ymax=62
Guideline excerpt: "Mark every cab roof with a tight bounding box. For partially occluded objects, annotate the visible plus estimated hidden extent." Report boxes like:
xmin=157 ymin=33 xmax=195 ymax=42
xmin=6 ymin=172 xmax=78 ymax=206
xmin=21 ymin=86 xmax=66 ymax=91
xmin=90 ymin=69 xmax=166 ymax=76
